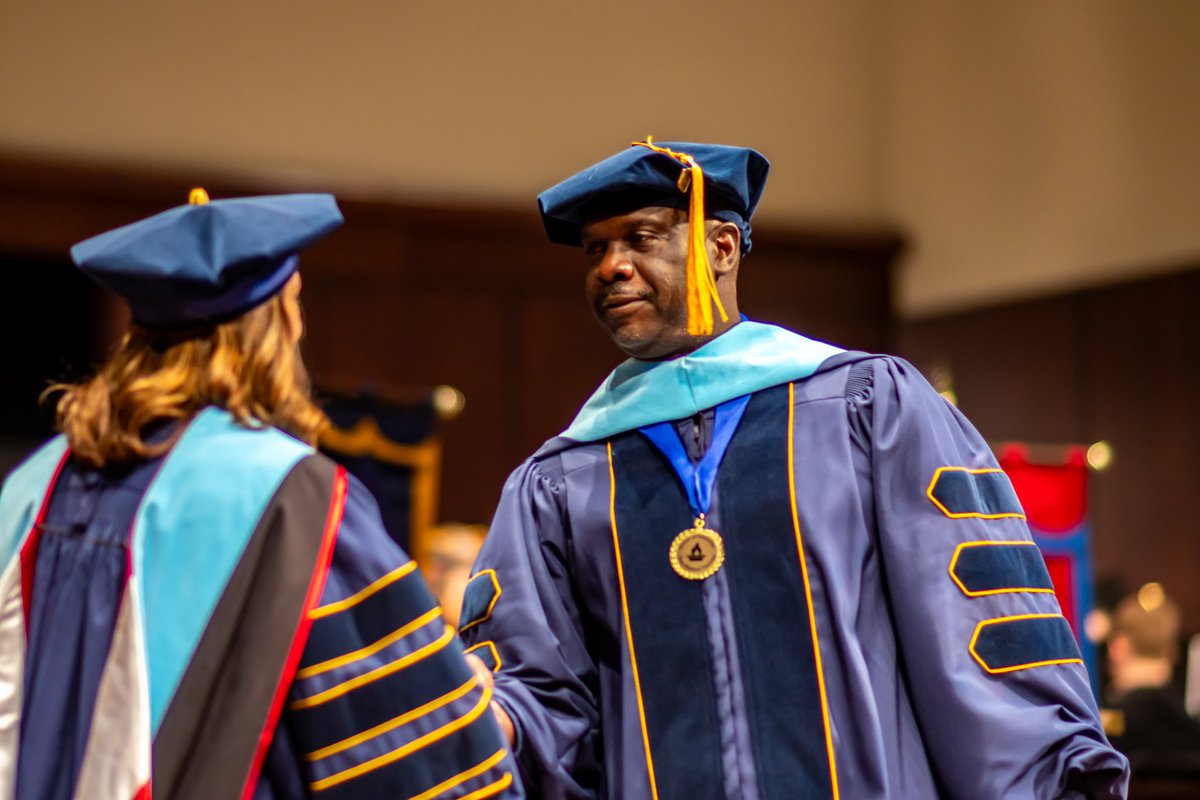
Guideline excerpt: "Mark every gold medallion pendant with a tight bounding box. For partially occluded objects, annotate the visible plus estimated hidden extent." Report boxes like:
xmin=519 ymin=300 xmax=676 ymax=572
xmin=669 ymin=516 xmax=725 ymax=580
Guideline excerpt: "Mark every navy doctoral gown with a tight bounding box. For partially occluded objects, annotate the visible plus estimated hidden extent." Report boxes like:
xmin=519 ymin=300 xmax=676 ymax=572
xmin=460 ymin=339 xmax=1128 ymax=799
xmin=0 ymin=408 xmax=520 ymax=799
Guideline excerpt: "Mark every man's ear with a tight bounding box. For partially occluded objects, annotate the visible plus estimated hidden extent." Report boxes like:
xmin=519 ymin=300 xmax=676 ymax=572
xmin=709 ymin=221 xmax=741 ymax=276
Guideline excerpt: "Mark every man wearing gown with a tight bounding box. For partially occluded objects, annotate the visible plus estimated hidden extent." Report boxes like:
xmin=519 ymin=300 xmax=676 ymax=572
xmin=460 ymin=139 xmax=1128 ymax=798
xmin=0 ymin=191 xmax=520 ymax=799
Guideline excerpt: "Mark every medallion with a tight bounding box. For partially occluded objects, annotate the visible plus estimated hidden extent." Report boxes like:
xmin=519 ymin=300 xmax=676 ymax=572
xmin=639 ymin=396 xmax=749 ymax=583
xmin=669 ymin=517 xmax=725 ymax=580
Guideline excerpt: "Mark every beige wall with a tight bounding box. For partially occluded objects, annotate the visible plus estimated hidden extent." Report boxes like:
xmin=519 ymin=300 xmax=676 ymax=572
xmin=2 ymin=1 xmax=1198 ymax=317
xmin=0 ymin=0 xmax=885 ymax=220
xmin=883 ymin=0 xmax=1200 ymax=316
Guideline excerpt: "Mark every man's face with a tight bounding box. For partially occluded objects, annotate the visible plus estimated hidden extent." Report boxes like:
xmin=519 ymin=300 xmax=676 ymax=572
xmin=580 ymin=206 xmax=693 ymax=360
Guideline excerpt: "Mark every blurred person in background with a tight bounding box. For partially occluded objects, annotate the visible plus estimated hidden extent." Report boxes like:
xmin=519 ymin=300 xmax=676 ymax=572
xmin=421 ymin=522 xmax=486 ymax=628
xmin=1085 ymin=575 xmax=1130 ymax=700
xmin=1105 ymin=584 xmax=1200 ymax=779
xmin=0 ymin=192 xmax=519 ymax=800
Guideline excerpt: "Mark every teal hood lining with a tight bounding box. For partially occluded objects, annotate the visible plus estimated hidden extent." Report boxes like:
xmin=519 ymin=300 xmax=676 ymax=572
xmin=561 ymin=321 xmax=843 ymax=442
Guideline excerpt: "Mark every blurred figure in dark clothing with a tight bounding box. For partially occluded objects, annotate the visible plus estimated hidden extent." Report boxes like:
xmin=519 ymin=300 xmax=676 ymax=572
xmin=1105 ymin=584 xmax=1200 ymax=780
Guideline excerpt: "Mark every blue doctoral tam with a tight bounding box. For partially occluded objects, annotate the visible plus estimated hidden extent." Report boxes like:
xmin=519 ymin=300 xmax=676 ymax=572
xmin=70 ymin=193 xmax=343 ymax=327
xmin=537 ymin=140 xmax=769 ymax=254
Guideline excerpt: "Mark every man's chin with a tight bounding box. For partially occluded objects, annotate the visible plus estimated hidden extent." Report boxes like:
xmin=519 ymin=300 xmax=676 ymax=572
xmin=600 ymin=320 xmax=652 ymax=358
xmin=606 ymin=326 xmax=693 ymax=361
xmin=594 ymin=310 xmax=694 ymax=359
xmin=607 ymin=329 xmax=646 ymax=356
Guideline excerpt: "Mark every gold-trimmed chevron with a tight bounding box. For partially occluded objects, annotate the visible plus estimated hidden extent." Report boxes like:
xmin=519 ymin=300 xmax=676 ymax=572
xmin=926 ymin=466 xmax=1026 ymax=521
xmin=969 ymin=613 xmax=1083 ymax=675
xmin=464 ymin=640 xmax=502 ymax=672
xmin=458 ymin=569 xmax=502 ymax=634
xmin=948 ymin=540 xmax=1057 ymax=598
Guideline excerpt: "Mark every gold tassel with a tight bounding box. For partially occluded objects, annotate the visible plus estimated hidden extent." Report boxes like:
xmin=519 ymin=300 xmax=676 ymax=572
xmin=632 ymin=137 xmax=728 ymax=336
xmin=188 ymin=187 xmax=210 ymax=205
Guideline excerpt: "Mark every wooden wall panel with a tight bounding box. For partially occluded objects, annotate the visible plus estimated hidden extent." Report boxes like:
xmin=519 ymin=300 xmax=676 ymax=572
xmin=1081 ymin=270 xmax=1200 ymax=622
xmin=512 ymin=293 xmax=624 ymax=457
xmin=0 ymin=253 xmax=99 ymax=438
xmin=897 ymin=296 xmax=1087 ymax=444
xmin=899 ymin=267 xmax=1200 ymax=630
xmin=0 ymin=151 xmax=901 ymax=525
xmin=739 ymin=229 xmax=898 ymax=352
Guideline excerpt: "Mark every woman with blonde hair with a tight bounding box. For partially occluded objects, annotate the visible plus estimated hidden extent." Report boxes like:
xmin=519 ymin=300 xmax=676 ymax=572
xmin=0 ymin=193 xmax=518 ymax=800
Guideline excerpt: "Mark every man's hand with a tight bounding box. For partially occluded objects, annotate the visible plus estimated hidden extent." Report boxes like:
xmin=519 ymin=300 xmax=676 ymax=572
xmin=466 ymin=653 xmax=515 ymax=747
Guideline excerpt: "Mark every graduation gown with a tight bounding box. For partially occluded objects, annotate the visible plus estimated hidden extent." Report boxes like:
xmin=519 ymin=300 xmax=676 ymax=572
xmin=460 ymin=322 xmax=1128 ymax=799
xmin=0 ymin=407 xmax=519 ymax=800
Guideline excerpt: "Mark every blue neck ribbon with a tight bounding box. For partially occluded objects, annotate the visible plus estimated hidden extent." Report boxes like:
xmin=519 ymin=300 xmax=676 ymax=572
xmin=638 ymin=394 xmax=752 ymax=517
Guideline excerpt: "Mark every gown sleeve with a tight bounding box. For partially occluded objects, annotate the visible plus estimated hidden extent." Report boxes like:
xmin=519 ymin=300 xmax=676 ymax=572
xmin=459 ymin=457 xmax=602 ymax=800
xmin=273 ymin=474 xmax=521 ymax=800
xmin=854 ymin=357 xmax=1129 ymax=799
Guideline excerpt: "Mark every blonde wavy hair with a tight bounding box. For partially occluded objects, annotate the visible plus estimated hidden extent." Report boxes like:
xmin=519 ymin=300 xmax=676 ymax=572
xmin=49 ymin=293 xmax=328 ymax=468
